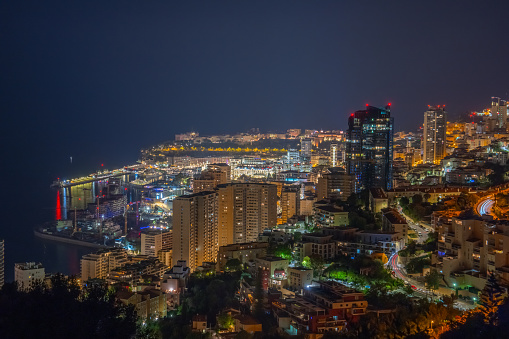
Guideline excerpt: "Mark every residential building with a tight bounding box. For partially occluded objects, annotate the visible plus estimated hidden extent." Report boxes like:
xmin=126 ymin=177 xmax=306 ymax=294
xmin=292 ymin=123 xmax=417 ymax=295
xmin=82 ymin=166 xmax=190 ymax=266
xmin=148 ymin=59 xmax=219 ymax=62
xmin=217 ymin=242 xmax=268 ymax=271
xmin=281 ymin=186 xmax=300 ymax=225
xmin=193 ymin=163 xmax=231 ymax=193
xmin=330 ymin=142 xmax=338 ymax=167
xmin=273 ymin=281 xmax=367 ymax=336
xmin=435 ymin=217 xmax=509 ymax=291
xmin=369 ymin=188 xmax=388 ymax=213
xmin=301 ymin=139 xmax=312 ymax=158
xmin=141 ymin=229 xmax=172 ymax=257
xmin=381 ymin=208 xmax=408 ymax=243
xmin=107 ymin=257 xmax=167 ymax=284
xmin=173 ymin=191 xmax=219 ymax=271
xmin=192 ymin=315 xmax=208 ymax=332
xmin=81 ymin=248 xmax=128 ymax=282
xmin=157 ymin=249 xmax=172 ymax=267
xmin=287 ymin=267 xmax=313 ymax=290
xmin=322 ymin=227 xmax=405 ymax=257
xmin=313 ymin=204 xmax=349 ymax=228
xmin=423 ymin=106 xmax=447 ymax=164
xmin=234 ymin=315 xmax=263 ymax=334
xmin=255 ymin=256 xmax=289 ymax=290
xmin=160 ymin=260 xmax=190 ymax=309
xmin=294 ymin=233 xmax=338 ymax=262
xmin=317 ymin=168 xmax=355 ymax=201
xmin=216 ymin=183 xmax=277 ymax=245
xmin=117 ymin=287 xmax=167 ymax=319
xmin=491 ymin=97 xmax=508 ymax=129
xmin=14 ymin=262 xmax=45 ymax=290
xmin=346 ymin=104 xmax=394 ymax=192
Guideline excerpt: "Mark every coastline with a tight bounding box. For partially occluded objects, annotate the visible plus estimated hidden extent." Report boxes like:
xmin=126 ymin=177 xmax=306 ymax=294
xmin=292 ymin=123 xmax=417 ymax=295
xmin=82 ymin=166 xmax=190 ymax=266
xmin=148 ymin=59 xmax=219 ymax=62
xmin=33 ymin=229 xmax=107 ymax=249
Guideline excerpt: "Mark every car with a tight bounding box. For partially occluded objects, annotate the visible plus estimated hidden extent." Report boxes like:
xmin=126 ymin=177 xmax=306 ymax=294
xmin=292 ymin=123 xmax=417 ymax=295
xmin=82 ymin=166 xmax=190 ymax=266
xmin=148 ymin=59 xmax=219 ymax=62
xmin=411 ymin=285 xmax=417 ymax=290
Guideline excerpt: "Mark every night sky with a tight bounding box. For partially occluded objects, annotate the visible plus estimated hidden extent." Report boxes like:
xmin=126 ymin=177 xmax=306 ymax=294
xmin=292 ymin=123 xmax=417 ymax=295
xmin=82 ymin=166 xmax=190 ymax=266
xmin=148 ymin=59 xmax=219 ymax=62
xmin=1 ymin=1 xmax=509 ymax=172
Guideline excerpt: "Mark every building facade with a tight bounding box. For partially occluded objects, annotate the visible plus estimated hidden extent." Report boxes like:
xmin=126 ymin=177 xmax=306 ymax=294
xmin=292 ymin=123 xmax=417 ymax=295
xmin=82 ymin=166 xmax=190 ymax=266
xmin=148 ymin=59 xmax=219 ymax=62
xmin=346 ymin=105 xmax=394 ymax=192
xmin=141 ymin=229 xmax=172 ymax=257
xmin=173 ymin=191 xmax=219 ymax=271
xmin=423 ymin=106 xmax=447 ymax=164
xmin=81 ymin=248 xmax=128 ymax=282
xmin=317 ymin=168 xmax=355 ymax=201
xmin=14 ymin=262 xmax=45 ymax=290
xmin=216 ymin=183 xmax=277 ymax=245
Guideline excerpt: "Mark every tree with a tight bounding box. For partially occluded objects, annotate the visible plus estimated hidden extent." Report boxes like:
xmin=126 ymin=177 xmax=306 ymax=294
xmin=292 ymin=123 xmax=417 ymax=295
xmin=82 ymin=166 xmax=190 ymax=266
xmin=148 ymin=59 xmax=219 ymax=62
xmin=272 ymin=244 xmax=292 ymax=261
xmin=479 ymin=273 xmax=505 ymax=326
xmin=293 ymin=232 xmax=302 ymax=242
xmin=309 ymin=254 xmax=325 ymax=278
xmin=399 ymin=196 xmax=410 ymax=208
xmin=424 ymin=269 xmax=440 ymax=292
xmin=412 ymin=194 xmax=423 ymax=205
xmin=225 ymin=258 xmax=242 ymax=272
xmin=0 ymin=275 xmax=138 ymax=339
xmin=217 ymin=312 xmax=235 ymax=331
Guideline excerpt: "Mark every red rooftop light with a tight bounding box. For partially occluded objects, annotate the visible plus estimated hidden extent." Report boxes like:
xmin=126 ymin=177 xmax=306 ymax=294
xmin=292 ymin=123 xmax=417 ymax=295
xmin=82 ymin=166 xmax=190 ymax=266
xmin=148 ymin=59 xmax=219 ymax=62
xmin=366 ymin=103 xmax=369 ymax=107
xmin=388 ymin=102 xmax=392 ymax=106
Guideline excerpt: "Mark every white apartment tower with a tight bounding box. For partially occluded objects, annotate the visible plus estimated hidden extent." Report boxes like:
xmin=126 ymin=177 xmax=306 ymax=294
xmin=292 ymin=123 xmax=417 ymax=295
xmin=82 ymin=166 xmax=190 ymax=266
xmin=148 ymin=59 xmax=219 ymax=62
xmin=330 ymin=143 xmax=338 ymax=167
xmin=423 ymin=106 xmax=447 ymax=164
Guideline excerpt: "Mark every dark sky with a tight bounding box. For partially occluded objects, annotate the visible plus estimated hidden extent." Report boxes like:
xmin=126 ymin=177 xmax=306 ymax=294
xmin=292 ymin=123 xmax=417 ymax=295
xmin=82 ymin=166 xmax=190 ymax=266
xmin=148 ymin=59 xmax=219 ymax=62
xmin=2 ymin=0 xmax=509 ymax=171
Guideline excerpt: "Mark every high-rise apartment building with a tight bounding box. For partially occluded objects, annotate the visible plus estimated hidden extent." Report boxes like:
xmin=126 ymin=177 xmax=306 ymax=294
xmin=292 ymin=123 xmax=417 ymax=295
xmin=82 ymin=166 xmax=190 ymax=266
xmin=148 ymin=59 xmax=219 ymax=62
xmin=14 ymin=262 xmax=45 ymax=290
xmin=422 ymin=106 xmax=447 ymax=164
xmin=491 ymin=97 xmax=508 ymax=129
xmin=301 ymin=139 xmax=312 ymax=159
xmin=173 ymin=191 xmax=219 ymax=271
xmin=317 ymin=168 xmax=355 ymax=201
xmin=346 ymin=104 xmax=394 ymax=192
xmin=141 ymin=229 xmax=172 ymax=257
xmin=81 ymin=248 xmax=128 ymax=282
xmin=330 ymin=143 xmax=338 ymax=167
xmin=193 ymin=163 xmax=231 ymax=193
xmin=0 ymin=240 xmax=4 ymax=289
xmin=216 ymin=183 xmax=277 ymax=245
xmin=281 ymin=186 xmax=300 ymax=224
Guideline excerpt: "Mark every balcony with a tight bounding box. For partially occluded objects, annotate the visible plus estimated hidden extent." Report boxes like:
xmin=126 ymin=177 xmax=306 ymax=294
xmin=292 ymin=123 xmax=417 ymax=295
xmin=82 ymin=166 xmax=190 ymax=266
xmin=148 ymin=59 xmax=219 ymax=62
xmin=352 ymin=308 xmax=366 ymax=315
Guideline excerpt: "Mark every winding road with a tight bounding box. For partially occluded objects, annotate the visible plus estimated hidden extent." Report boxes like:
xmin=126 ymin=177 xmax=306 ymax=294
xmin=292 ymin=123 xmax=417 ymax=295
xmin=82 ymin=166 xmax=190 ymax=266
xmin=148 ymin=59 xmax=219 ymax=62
xmin=476 ymin=195 xmax=496 ymax=218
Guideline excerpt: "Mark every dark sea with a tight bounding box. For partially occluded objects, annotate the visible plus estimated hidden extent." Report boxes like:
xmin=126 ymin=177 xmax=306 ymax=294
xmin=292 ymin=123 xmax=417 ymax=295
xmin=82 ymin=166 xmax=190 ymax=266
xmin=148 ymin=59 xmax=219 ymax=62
xmin=0 ymin=144 xmax=142 ymax=282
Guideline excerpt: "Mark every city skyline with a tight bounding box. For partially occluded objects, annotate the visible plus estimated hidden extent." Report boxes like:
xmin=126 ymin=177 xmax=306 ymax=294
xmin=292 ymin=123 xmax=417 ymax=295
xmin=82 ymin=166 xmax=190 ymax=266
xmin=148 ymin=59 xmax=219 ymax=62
xmin=2 ymin=2 xmax=509 ymax=338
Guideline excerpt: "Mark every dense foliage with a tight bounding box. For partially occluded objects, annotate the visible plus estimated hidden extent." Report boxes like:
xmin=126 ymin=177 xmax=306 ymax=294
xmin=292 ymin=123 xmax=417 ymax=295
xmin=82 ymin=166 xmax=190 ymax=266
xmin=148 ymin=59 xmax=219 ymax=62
xmin=0 ymin=275 xmax=138 ymax=339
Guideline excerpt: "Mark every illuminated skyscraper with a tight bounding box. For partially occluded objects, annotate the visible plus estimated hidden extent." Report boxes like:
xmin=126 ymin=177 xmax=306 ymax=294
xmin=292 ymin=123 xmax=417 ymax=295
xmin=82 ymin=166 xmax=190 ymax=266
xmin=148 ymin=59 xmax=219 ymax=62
xmin=422 ymin=106 xmax=447 ymax=164
xmin=491 ymin=97 xmax=508 ymax=129
xmin=330 ymin=143 xmax=338 ymax=167
xmin=346 ymin=104 xmax=394 ymax=192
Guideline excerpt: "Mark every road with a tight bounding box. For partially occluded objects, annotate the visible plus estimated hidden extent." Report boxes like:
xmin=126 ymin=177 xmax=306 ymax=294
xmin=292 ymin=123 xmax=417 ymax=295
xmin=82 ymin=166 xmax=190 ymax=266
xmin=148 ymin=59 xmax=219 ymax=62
xmin=387 ymin=254 xmax=474 ymax=311
xmin=476 ymin=195 xmax=496 ymax=218
xmin=397 ymin=206 xmax=430 ymax=243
